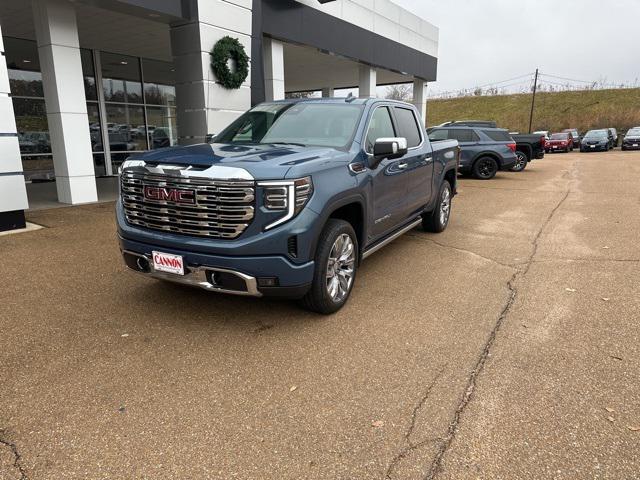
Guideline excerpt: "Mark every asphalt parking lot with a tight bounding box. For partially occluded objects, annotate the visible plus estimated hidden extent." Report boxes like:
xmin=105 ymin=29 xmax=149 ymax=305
xmin=1 ymin=150 xmax=639 ymax=479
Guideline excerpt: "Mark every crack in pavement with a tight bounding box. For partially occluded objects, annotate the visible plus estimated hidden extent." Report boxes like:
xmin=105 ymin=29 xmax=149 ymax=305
xmin=0 ymin=431 xmax=28 ymax=480
xmin=405 ymin=235 xmax=520 ymax=270
xmin=423 ymin=185 xmax=572 ymax=480
xmin=385 ymin=366 xmax=446 ymax=479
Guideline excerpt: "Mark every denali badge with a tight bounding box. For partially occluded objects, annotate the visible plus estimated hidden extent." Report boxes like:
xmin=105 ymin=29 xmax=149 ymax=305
xmin=143 ymin=186 xmax=196 ymax=205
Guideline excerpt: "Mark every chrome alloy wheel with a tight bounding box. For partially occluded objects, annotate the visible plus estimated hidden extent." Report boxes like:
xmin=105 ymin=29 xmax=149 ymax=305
xmin=326 ymin=234 xmax=355 ymax=302
xmin=440 ymin=186 xmax=451 ymax=226
xmin=514 ymin=152 xmax=527 ymax=170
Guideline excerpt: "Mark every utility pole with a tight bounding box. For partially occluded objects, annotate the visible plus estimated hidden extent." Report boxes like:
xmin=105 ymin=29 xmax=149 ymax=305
xmin=528 ymin=68 xmax=539 ymax=134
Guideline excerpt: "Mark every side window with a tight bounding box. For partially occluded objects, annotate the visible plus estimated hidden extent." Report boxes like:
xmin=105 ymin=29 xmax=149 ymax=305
xmin=393 ymin=107 xmax=422 ymax=148
xmin=450 ymin=129 xmax=476 ymax=143
xmin=482 ymin=129 xmax=512 ymax=142
xmin=427 ymin=128 xmax=449 ymax=142
xmin=365 ymin=107 xmax=396 ymax=153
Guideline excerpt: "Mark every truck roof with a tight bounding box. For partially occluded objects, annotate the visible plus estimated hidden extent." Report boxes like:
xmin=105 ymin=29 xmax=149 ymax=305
xmin=266 ymin=97 xmax=415 ymax=108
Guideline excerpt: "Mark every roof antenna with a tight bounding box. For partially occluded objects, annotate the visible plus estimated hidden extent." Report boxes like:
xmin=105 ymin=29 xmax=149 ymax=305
xmin=345 ymin=92 xmax=356 ymax=103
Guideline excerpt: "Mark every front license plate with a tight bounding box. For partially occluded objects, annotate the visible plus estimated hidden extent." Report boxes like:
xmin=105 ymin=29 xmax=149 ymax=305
xmin=633 ymin=144 xmax=639 ymax=147
xmin=591 ymin=145 xmax=596 ymax=149
xmin=152 ymin=251 xmax=184 ymax=275
xmin=553 ymin=146 xmax=558 ymax=149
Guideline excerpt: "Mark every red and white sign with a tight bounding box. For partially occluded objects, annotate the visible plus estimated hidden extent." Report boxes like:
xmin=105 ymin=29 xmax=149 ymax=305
xmin=152 ymin=251 xmax=184 ymax=275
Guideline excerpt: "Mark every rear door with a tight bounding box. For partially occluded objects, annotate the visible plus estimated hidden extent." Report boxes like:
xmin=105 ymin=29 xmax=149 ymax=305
xmin=365 ymin=106 xmax=410 ymax=239
xmin=391 ymin=106 xmax=433 ymax=215
xmin=448 ymin=128 xmax=480 ymax=168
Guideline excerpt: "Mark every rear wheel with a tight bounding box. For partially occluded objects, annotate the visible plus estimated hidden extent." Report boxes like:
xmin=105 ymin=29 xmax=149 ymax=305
xmin=422 ymin=180 xmax=452 ymax=233
xmin=510 ymin=151 xmax=528 ymax=172
xmin=302 ymin=219 xmax=358 ymax=315
xmin=472 ymin=156 xmax=498 ymax=180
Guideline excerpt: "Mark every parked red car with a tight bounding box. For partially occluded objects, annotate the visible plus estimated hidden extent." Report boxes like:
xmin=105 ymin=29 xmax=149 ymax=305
xmin=546 ymin=132 xmax=574 ymax=153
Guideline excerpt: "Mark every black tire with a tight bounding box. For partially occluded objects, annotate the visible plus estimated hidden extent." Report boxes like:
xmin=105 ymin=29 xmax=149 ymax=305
xmin=422 ymin=180 xmax=452 ymax=233
xmin=510 ymin=151 xmax=528 ymax=172
xmin=472 ymin=156 xmax=499 ymax=180
xmin=301 ymin=219 xmax=358 ymax=315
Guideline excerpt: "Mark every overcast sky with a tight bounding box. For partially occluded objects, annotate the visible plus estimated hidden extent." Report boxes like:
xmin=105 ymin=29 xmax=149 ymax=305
xmin=392 ymin=0 xmax=640 ymax=96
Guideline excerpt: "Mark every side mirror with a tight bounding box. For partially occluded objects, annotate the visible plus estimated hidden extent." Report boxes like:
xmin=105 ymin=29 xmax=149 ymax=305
xmin=370 ymin=137 xmax=408 ymax=168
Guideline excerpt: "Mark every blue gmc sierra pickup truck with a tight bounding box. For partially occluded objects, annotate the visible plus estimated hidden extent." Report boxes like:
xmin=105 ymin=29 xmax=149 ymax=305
xmin=117 ymin=98 xmax=459 ymax=314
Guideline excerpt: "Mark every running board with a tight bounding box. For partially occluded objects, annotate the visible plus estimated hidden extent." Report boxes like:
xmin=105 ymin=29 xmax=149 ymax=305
xmin=362 ymin=218 xmax=422 ymax=260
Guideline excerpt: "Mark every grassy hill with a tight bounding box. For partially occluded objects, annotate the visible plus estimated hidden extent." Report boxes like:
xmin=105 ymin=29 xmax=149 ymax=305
xmin=426 ymin=88 xmax=640 ymax=134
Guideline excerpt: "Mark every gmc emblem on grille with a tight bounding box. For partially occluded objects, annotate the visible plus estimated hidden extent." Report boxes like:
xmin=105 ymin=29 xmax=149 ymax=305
xmin=143 ymin=186 xmax=196 ymax=205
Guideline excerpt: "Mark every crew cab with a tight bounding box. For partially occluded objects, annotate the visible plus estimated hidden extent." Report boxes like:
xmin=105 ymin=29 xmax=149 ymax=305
xmin=427 ymin=125 xmax=517 ymax=179
xmin=116 ymin=98 xmax=459 ymax=314
xmin=546 ymin=132 xmax=574 ymax=153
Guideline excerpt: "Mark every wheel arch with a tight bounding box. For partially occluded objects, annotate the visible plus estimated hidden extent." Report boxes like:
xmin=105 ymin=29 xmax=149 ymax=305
xmin=311 ymin=196 xmax=367 ymax=264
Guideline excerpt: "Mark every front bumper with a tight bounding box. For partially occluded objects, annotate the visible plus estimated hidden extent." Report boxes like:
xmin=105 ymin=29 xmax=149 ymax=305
xmin=119 ymin=235 xmax=314 ymax=298
xmin=581 ymin=144 xmax=608 ymax=151
xmin=622 ymin=141 xmax=640 ymax=150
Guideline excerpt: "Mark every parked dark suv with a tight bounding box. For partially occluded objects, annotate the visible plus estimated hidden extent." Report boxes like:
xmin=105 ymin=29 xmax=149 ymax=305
xmin=427 ymin=126 xmax=517 ymax=179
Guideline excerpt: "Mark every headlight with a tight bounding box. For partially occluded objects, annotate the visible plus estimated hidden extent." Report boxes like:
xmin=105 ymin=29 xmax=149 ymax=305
xmin=258 ymin=177 xmax=313 ymax=230
xmin=118 ymin=158 xmax=144 ymax=174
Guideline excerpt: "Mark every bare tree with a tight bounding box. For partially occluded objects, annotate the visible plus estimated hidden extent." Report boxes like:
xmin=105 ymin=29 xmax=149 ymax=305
xmin=384 ymin=84 xmax=413 ymax=102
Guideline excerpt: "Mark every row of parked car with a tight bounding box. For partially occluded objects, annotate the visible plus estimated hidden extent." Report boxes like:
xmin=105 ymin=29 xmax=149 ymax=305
xmin=534 ymin=127 xmax=640 ymax=153
xmin=427 ymin=120 xmax=545 ymax=179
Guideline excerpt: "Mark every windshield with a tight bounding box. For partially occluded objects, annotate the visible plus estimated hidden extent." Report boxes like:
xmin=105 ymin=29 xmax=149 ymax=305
xmin=550 ymin=133 xmax=568 ymax=140
xmin=584 ymin=130 xmax=608 ymax=139
xmin=214 ymin=102 xmax=364 ymax=149
xmin=626 ymin=128 xmax=640 ymax=136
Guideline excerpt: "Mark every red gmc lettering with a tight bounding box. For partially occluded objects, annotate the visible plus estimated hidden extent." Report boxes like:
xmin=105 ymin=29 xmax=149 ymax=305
xmin=144 ymin=186 xmax=196 ymax=204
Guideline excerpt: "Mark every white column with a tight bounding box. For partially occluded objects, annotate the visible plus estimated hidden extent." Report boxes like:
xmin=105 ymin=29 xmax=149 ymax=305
xmin=413 ymin=79 xmax=427 ymax=125
xmin=0 ymin=28 xmax=30 ymax=230
xmin=263 ymin=38 xmax=285 ymax=102
xmin=321 ymin=87 xmax=334 ymax=98
xmin=170 ymin=0 xmax=253 ymax=144
xmin=32 ymin=0 xmax=97 ymax=204
xmin=359 ymin=65 xmax=377 ymax=98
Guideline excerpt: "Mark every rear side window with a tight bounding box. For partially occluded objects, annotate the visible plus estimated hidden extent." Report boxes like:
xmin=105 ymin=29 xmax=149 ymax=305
xmin=393 ymin=107 xmax=422 ymax=147
xmin=365 ymin=107 xmax=396 ymax=153
xmin=482 ymin=130 xmax=512 ymax=142
xmin=449 ymin=129 xmax=479 ymax=143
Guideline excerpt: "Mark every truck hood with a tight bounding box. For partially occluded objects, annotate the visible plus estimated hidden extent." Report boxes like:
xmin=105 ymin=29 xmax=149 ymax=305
xmin=129 ymin=143 xmax=349 ymax=180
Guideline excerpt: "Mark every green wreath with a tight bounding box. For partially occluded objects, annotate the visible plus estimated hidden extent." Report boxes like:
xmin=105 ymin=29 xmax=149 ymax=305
xmin=210 ymin=36 xmax=249 ymax=89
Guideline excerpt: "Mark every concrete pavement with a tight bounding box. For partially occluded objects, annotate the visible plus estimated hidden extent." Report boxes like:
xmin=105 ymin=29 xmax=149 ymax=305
xmin=1 ymin=150 xmax=638 ymax=479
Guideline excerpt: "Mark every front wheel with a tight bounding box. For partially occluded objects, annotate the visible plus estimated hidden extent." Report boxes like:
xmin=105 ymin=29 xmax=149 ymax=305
xmin=472 ymin=156 xmax=499 ymax=180
xmin=423 ymin=180 xmax=452 ymax=233
xmin=510 ymin=151 xmax=528 ymax=172
xmin=302 ymin=219 xmax=358 ymax=314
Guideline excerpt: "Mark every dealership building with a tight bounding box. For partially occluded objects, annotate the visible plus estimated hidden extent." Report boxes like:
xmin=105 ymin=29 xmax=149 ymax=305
xmin=0 ymin=0 xmax=439 ymax=231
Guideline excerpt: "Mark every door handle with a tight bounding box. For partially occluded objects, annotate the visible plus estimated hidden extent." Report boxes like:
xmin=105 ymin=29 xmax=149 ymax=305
xmin=398 ymin=162 xmax=409 ymax=169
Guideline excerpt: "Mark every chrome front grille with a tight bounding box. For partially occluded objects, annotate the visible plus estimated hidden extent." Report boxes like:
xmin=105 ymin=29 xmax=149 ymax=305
xmin=120 ymin=171 xmax=255 ymax=239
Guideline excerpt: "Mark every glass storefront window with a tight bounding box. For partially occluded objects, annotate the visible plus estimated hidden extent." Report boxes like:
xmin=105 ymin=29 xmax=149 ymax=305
xmin=146 ymin=106 xmax=177 ymax=149
xmin=101 ymin=52 xmax=143 ymax=103
xmin=5 ymin=37 xmax=43 ymax=98
xmin=142 ymin=58 xmax=176 ymax=107
xmin=5 ymin=37 xmax=180 ymax=178
xmin=13 ymin=98 xmax=54 ymax=181
xmin=81 ymin=49 xmax=98 ymax=101
xmin=104 ymin=104 xmax=146 ymax=171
